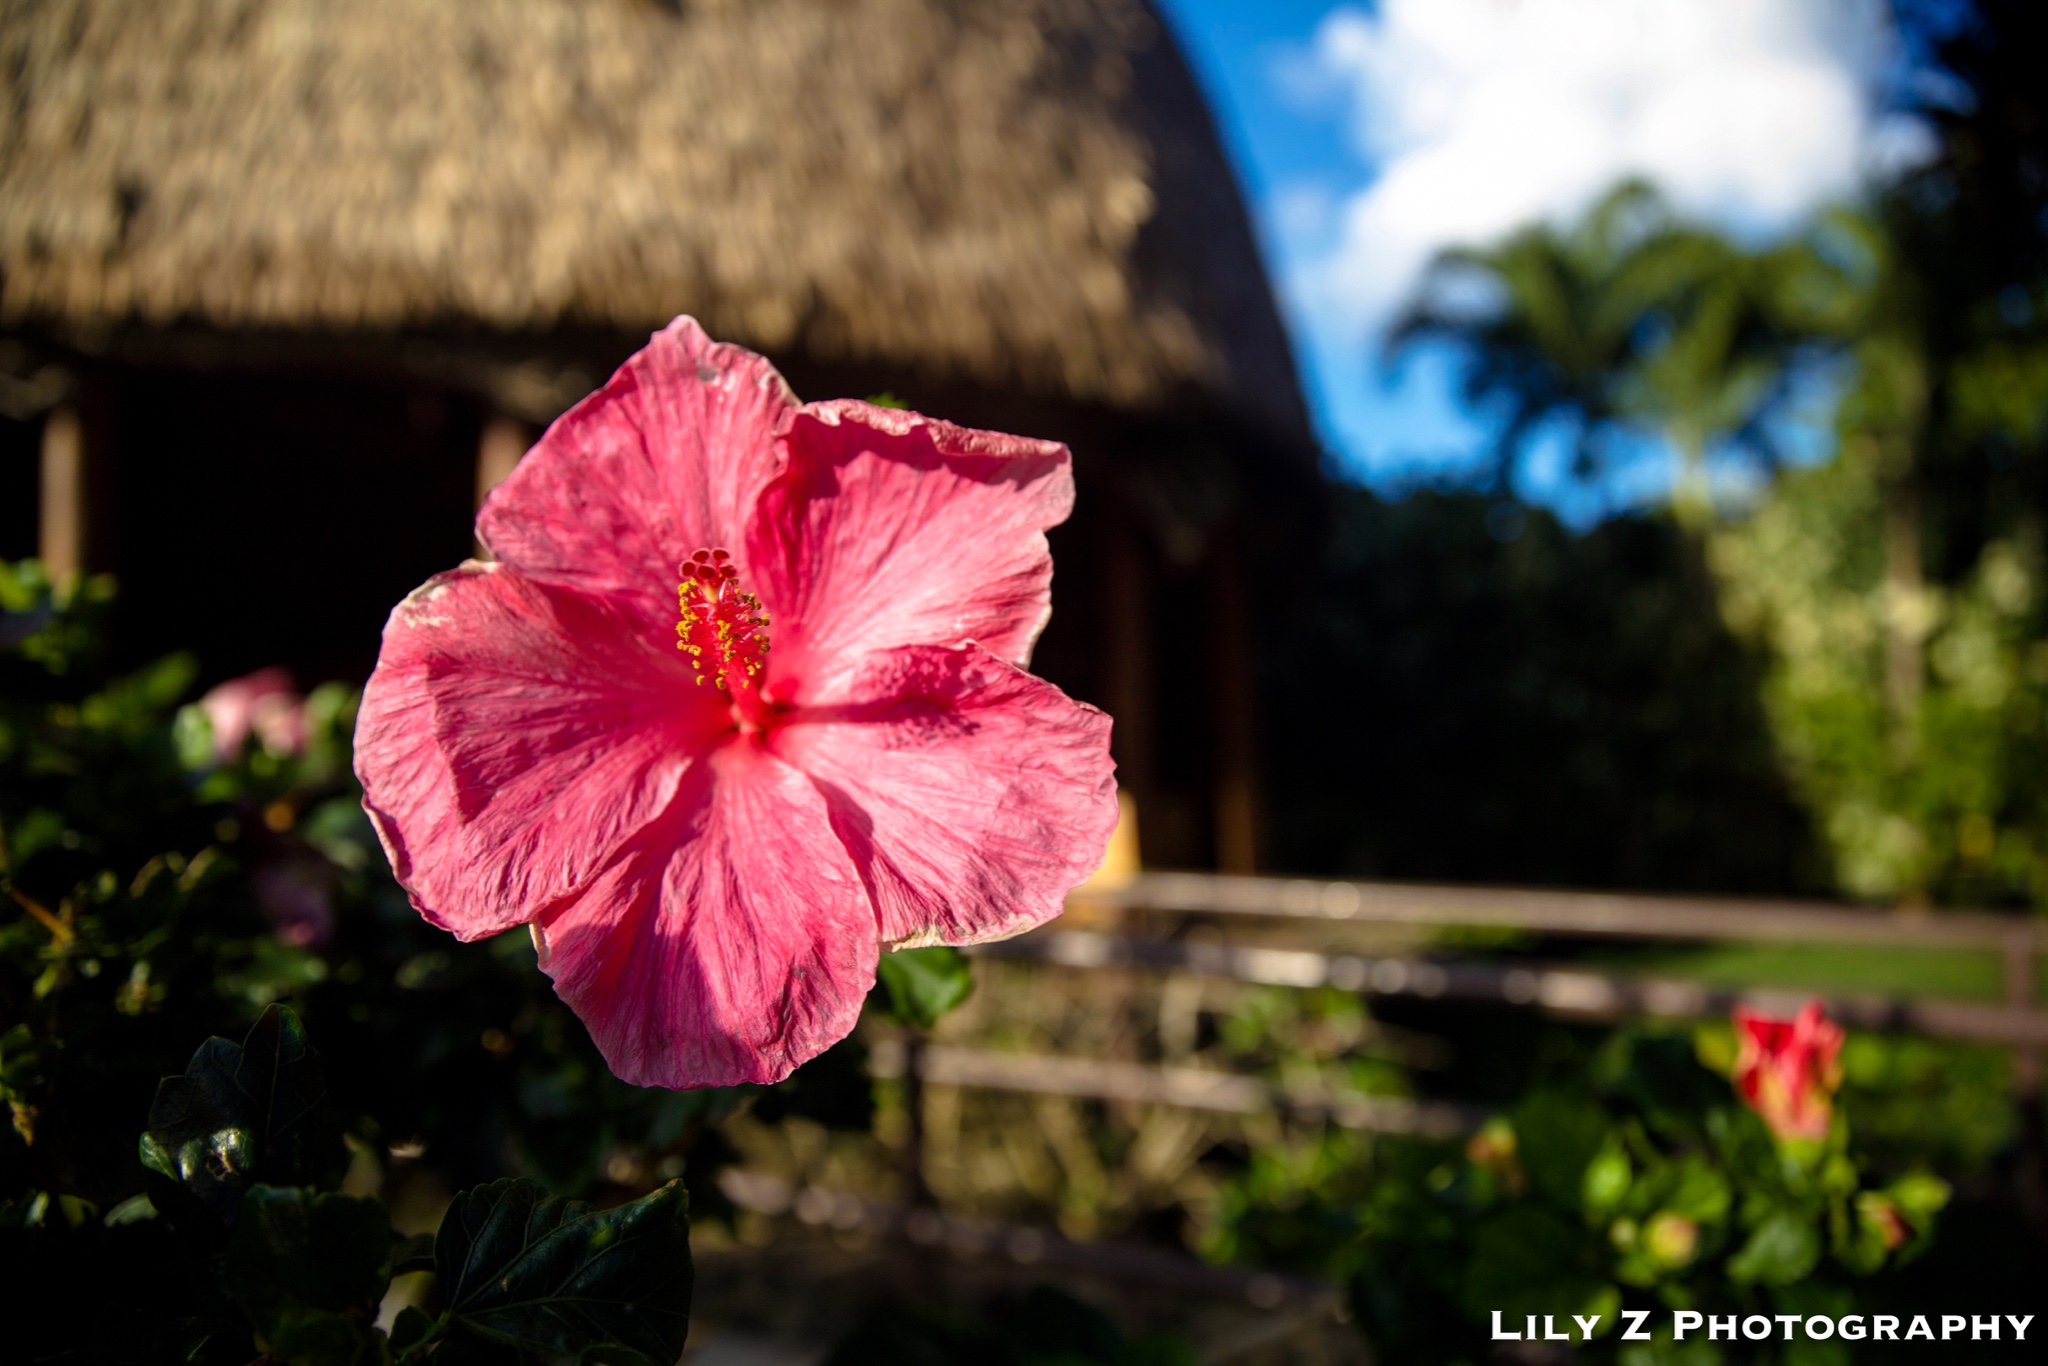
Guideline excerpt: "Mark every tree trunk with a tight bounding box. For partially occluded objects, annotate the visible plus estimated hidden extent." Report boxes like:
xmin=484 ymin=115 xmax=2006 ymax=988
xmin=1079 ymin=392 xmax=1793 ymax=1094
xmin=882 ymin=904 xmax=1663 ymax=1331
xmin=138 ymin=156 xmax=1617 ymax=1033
xmin=1881 ymin=458 xmax=1925 ymax=736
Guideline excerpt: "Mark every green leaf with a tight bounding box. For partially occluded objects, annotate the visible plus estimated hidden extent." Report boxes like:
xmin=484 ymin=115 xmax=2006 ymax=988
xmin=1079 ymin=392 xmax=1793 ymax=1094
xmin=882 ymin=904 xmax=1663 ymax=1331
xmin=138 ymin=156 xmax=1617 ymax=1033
xmin=0 ymin=1021 xmax=49 ymax=1107
xmin=1726 ymin=1208 xmax=1821 ymax=1285
xmin=872 ymin=946 xmax=973 ymax=1029
xmin=101 ymin=1192 xmax=157 ymax=1226
xmin=138 ymin=1004 xmax=343 ymax=1225
xmin=435 ymin=1177 xmax=692 ymax=1361
xmin=1463 ymin=1205 xmax=1613 ymax=1322
xmin=388 ymin=1307 xmax=438 ymax=1356
xmin=1581 ymin=1137 xmax=1632 ymax=1214
xmin=1886 ymin=1170 xmax=1951 ymax=1221
xmin=222 ymin=1185 xmax=391 ymax=1366
xmin=1658 ymin=1155 xmax=1732 ymax=1226
xmin=392 ymin=1231 xmax=437 ymax=1275
xmin=171 ymin=703 xmax=217 ymax=770
xmin=1512 ymin=1090 xmax=1610 ymax=1208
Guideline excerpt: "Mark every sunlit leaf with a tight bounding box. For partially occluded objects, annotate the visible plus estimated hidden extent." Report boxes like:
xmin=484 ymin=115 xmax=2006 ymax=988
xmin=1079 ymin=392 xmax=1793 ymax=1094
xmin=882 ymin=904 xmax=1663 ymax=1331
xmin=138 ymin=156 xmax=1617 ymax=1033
xmin=138 ymin=1004 xmax=342 ymax=1225
xmin=1726 ymin=1208 xmax=1820 ymax=1285
xmin=872 ymin=946 xmax=973 ymax=1029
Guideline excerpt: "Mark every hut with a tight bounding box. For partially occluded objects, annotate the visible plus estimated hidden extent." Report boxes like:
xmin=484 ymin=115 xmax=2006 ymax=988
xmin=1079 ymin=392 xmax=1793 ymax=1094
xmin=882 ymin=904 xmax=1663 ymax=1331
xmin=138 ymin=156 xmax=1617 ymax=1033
xmin=0 ymin=0 xmax=1324 ymax=874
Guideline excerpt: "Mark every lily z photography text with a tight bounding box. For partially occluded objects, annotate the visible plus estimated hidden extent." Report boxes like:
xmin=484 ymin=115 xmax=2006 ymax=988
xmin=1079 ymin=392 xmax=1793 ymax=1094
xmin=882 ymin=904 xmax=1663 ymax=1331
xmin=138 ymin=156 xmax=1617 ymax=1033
xmin=1491 ymin=1311 xmax=2035 ymax=1344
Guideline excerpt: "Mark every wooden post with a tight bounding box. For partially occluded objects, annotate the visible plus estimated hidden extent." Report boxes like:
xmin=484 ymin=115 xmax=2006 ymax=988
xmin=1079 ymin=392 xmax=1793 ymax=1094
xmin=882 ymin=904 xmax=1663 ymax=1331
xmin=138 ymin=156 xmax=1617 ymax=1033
xmin=2005 ymin=929 xmax=2048 ymax=1236
xmin=473 ymin=415 xmax=533 ymax=556
xmin=1103 ymin=514 xmax=1155 ymax=861
xmin=901 ymin=1033 xmax=933 ymax=1209
xmin=1207 ymin=530 xmax=1261 ymax=874
xmin=37 ymin=407 xmax=83 ymax=581
xmin=38 ymin=392 xmax=113 ymax=584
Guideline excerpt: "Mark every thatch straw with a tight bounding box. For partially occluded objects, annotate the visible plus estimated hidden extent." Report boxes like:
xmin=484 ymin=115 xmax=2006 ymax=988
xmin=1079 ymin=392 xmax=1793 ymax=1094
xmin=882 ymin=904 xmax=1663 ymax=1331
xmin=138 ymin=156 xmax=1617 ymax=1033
xmin=0 ymin=0 xmax=1309 ymax=441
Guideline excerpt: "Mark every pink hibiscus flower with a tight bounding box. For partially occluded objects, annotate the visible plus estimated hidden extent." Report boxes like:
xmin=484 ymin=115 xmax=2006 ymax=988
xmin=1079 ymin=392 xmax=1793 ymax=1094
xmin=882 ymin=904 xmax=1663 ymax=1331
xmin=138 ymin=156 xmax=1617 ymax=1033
xmin=355 ymin=318 xmax=1118 ymax=1088
xmin=200 ymin=666 xmax=308 ymax=760
xmin=1731 ymin=1000 xmax=1845 ymax=1142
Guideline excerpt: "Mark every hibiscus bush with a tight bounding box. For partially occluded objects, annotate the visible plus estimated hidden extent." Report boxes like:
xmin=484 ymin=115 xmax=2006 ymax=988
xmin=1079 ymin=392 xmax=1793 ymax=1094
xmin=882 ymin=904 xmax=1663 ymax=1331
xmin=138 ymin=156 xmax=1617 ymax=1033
xmin=2 ymin=318 xmax=1126 ymax=1360
xmin=1196 ymin=1003 xmax=2048 ymax=1366
xmin=0 ymin=563 xmax=720 ymax=1358
xmin=0 ymin=558 xmax=991 ymax=1360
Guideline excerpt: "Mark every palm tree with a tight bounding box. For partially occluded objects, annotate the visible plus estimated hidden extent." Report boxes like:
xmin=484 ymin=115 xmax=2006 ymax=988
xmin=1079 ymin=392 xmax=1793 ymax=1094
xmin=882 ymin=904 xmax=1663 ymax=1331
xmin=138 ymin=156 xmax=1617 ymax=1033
xmin=1391 ymin=181 xmax=1831 ymax=523
xmin=1388 ymin=181 xmax=1663 ymax=497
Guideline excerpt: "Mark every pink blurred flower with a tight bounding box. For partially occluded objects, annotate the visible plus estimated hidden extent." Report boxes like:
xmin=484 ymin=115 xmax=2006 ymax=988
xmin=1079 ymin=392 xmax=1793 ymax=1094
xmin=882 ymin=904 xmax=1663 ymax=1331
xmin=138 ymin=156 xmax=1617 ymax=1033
xmin=1732 ymin=1000 xmax=1845 ymax=1142
xmin=251 ymin=859 xmax=335 ymax=950
xmin=355 ymin=318 xmax=1117 ymax=1088
xmin=200 ymin=667 xmax=308 ymax=760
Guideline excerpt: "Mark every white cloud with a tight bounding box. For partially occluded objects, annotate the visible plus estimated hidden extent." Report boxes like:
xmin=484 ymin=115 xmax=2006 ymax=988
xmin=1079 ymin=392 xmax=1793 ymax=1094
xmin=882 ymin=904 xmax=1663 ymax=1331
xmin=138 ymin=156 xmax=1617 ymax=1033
xmin=1291 ymin=0 xmax=1913 ymax=341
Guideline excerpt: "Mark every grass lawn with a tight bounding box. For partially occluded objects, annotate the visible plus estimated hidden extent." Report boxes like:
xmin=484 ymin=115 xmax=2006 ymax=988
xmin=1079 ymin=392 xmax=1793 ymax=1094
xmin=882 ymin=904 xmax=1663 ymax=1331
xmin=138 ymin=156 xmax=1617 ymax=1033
xmin=1584 ymin=940 xmax=2045 ymax=1004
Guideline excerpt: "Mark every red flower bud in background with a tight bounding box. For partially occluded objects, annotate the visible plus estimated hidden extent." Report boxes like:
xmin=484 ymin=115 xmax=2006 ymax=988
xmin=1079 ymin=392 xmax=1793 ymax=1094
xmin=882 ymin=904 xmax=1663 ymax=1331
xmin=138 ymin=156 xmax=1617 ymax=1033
xmin=1731 ymin=1000 xmax=1844 ymax=1141
xmin=1858 ymin=1192 xmax=1912 ymax=1251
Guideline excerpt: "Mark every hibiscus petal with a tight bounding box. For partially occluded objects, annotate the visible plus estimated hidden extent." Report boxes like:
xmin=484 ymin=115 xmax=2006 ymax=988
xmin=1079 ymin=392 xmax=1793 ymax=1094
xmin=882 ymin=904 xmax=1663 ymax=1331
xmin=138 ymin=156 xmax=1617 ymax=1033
xmin=532 ymin=741 xmax=876 ymax=1088
xmin=478 ymin=316 xmax=798 ymax=619
xmin=774 ymin=644 xmax=1117 ymax=948
xmin=356 ymin=563 xmax=725 ymax=939
xmin=748 ymin=402 xmax=1072 ymax=703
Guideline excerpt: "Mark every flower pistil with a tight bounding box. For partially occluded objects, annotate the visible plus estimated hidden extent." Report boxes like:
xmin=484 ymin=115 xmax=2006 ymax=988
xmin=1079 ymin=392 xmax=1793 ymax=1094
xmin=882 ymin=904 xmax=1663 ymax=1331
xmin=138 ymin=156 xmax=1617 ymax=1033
xmin=676 ymin=549 xmax=771 ymax=706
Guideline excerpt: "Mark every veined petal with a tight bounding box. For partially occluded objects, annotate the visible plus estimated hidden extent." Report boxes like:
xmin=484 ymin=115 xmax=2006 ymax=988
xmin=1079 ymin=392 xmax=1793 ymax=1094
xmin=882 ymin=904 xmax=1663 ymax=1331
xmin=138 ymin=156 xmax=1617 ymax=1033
xmin=749 ymin=402 xmax=1072 ymax=704
xmin=356 ymin=563 xmax=724 ymax=939
xmin=478 ymin=316 xmax=797 ymax=620
xmin=774 ymin=644 xmax=1117 ymax=948
xmin=532 ymin=741 xmax=876 ymax=1088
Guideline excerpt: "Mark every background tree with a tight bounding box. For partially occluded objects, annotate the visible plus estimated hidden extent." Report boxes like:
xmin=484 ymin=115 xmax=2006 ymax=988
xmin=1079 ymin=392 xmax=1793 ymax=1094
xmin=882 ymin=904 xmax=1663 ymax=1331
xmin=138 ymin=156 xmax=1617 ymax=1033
xmin=1389 ymin=181 xmax=1826 ymax=517
xmin=1356 ymin=0 xmax=2048 ymax=908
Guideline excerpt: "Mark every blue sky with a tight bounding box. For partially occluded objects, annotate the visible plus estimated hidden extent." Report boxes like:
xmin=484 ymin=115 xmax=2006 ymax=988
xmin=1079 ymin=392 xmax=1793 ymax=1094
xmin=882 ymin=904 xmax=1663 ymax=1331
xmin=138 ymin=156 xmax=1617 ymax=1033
xmin=1156 ymin=0 xmax=1917 ymax=518
xmin=1158 ymin=1 xmax=1485 ymax=489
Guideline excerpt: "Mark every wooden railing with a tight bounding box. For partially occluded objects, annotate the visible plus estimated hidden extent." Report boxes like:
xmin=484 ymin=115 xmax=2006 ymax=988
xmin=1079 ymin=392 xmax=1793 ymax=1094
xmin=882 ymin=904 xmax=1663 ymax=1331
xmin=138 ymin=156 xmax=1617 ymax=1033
xmin=1032 ymin=873 xmax=2048 ymax=1048
xmin=1076 ymin=872 xmax=2048 ymax=953
xmin=868 ymin=872 xmax=2048 ymax=1142
xmin=862 ymin=872 xmax=2048 ymax=1256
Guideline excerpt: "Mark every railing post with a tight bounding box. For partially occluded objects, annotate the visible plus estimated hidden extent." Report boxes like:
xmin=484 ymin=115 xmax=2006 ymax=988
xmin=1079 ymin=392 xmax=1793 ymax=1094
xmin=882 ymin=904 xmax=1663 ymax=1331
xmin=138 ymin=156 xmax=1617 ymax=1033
xmin=901 ymin=1032 xmax=932 ymax=1209
xmin=473 ymin=415 xmax=533 ymax=557
xmin=2003 ymin=928 xmax=2048 ymax=1237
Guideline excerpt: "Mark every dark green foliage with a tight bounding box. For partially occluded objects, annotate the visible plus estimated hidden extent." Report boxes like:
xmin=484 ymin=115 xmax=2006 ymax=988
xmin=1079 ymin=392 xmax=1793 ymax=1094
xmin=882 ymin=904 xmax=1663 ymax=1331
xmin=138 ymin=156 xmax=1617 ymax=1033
xmin=1 ymin=564 xmax=997 ymax=1362
xmin=222 ymin=1186 xmax=392 ymax=1365
xmin=873 ymin=945 xmax=975 ymax=1029
xmin=0 ymin=559 xmax=753 ymax=1213
xmin=19 ymin=1002 xmax=695 ymax=1365
xmin=1463 ymin=1204 xmax=1613 ymax=1324
xmin=1835 ymin=1034 xmax=2015 ymax=1175
xmin=1511 ymin=1089 xmax=1609 ymax=1207
xmin=140 ymin=1003 xmax=344 ymax=1228
xmin=750 ymin=1033 xmax=875 ymax=1132
xmin=432 ymin=1178 xmax=693 ymax=1362
xmin=1215 ymin=1027 xmax=1950 ymax=1366
xmin=823 ymin=1284 xmax=1196 ymax=1366
xmin=1266 ymin=489 xmax=1823 ymax=893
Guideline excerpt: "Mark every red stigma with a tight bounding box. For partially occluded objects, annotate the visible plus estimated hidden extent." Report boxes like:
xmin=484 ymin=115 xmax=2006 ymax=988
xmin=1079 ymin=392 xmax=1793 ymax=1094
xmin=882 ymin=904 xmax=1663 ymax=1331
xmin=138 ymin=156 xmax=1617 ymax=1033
xmin=676 ymin=548 xmax=771 ymax=701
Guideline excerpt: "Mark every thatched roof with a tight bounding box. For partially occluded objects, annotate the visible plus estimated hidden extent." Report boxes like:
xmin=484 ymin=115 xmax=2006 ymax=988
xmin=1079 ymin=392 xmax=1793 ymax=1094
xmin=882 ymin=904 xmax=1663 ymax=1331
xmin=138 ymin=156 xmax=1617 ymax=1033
xmin=0 ymin=0 xmax=1310 ymax=445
